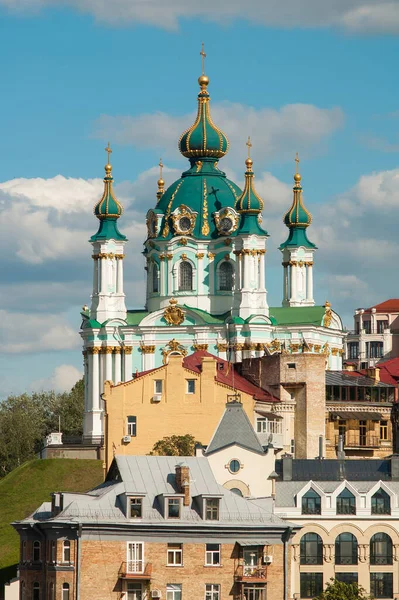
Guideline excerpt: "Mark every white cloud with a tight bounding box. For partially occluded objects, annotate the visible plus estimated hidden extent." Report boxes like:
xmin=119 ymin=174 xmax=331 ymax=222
xmin=31 ymin=364 xmax=83 ymax=392
xmin=93 ymin=103 xmax=344 ymax=167
xmin=0 ymin=0 xmax=398 ymax=33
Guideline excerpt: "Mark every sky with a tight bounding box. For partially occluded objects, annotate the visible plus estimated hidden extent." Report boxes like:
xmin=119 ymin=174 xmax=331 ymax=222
xmin=1 ymin=0 xmax=399 ymax=397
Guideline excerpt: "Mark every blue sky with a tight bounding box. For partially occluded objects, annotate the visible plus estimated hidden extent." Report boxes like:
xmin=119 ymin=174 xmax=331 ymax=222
xmin=1 ymin=0 xmax=399 ymax=396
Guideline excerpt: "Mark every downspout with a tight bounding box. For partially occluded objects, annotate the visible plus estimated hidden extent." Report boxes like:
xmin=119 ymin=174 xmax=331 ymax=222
xmin=283 ymin=527 xmax=293 ymax=600
xmin=101 ymin=394 xmax=108 ymax=479
xmin=76 ymin=524 xmax=82 ymax=600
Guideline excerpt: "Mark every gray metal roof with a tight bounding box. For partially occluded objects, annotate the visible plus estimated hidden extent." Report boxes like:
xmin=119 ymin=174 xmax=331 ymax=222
xmin=275 ymin=459 xmax=392 ymax=481
xmin=205 ymin=401 xmax=265 ymax=455
xmin=326 ymin=371 xmax=394 ymax=388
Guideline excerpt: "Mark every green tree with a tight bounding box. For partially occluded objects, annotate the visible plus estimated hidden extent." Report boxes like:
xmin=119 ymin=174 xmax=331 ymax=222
xmin=314 ymin=579 xmax=373 ymax=600
xmin=150 ymin=434 xmax=200 ymax=456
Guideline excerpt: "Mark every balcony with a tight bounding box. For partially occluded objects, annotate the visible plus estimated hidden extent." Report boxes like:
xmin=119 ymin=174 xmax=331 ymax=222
xmin=235 ymin=565 xmax=268 ymax=583
xmin=335 ymin=433 xmax=380 ymax=449
xmin=257 ymin=432 xmax=284 ymax=448
xmin=118 ymin=562 xmax=152 ymax=580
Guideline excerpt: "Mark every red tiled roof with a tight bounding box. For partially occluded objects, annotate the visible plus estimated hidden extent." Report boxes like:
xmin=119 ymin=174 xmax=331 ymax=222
xmin=183 ymin=351 xmax=279 ymax=403
xmin=376 ymin=358 xmax=399 ymax=384
xmin=364 ymin=299 xmax=399 ymax=313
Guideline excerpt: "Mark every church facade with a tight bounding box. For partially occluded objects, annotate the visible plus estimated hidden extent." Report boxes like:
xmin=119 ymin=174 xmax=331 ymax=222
xmin=80 ymin=69 xmax=345 ymax=442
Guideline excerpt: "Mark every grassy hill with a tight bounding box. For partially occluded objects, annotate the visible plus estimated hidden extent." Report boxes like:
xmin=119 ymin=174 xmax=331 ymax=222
xmin=0 ymin=458 xmax=103 ymax=589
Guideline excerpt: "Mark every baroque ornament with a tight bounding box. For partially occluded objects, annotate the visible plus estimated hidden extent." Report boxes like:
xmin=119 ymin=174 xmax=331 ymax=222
xmin=323 ymin=301 xmax=333 ymax=328
xmin=162 ymin=338 xmax=188 ymax=364
xmin=163 ymin=298 xmax=185 ymax=326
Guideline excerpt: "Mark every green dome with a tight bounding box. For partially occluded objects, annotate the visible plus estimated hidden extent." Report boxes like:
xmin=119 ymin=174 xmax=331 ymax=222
xmin=156 ymin=160 xmax=242 ymax=240
xmin=235 ymin=158 xmax=264 ymax=215
xmin=280 ymin=170 xmax=315 ymax=250
xmin=91 ymin=161 xmax=126 ymax=242
xmin=178 ymin=76 xmax=229 ymax=160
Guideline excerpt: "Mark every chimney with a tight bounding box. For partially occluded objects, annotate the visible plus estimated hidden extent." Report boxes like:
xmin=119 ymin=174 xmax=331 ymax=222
xmin=337 ymin=435 xmax=345 ymax=460
xmin=318 ymin=436 xmax=324 ymax=459
xmin=175 ymin=464 xmax=190 ymax=506
xmin=367 ymin=367 xmax=380 ymax=383
xmin=282 ymin=454 xmax=293 ymax=481
xmin=391 ymin=455 xmax=399 ymax=481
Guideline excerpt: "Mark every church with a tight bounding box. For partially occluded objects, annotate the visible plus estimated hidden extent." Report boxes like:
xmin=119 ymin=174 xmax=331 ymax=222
xmin=80 ymin=63 xmax=345 ymax=443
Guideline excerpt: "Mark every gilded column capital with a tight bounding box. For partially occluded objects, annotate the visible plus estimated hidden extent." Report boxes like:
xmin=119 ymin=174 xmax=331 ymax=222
xmin=193 ymin=343 xmax=208 ymax=351
xmin=113 ymin=347 xmax=122 ymax=354
xmin=159 ymin=253 xmax=166 ymax=261
xmin=166 ymin=253 xmax=173 ymax=260
xmin=105 ymin=347 xmax=114 ymax=355
xmin=140 ymin=345 xmax=156 ymax=354
xmin=196 ymin=252 xmax=205 ymax=259
xmin=217 ymin=343 xmax=228 ymax=352
xmin=207 ymin=252 xmax=215 ymax=260
xmin=124 ymin=346 xmax=133 ymax=355
xmin=88 ymin=347 xmax=100 ymax=355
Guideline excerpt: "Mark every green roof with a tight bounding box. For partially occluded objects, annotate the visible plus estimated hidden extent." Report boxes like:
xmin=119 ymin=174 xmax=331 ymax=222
xmin=90 ymin=218 xmax=126 ymax=242
xmin=279 ymin=226 xmax=316 ymax=250
xmin=183 ymin=306 xmax=230 ymax=325
xmin=126 ymin=310 xmax=149 ymax=325
xmin=270 ymin=305 xmax=325 ymax=326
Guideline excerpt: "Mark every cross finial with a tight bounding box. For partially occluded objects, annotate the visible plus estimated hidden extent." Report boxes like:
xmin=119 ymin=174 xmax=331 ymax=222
xmin=105 ymin=142 xmax=112 ymax=165
xmin=159 ymin=158 xmax=163 ymax=179
xmin=295 ymin=152 xmax=300 ymax=174
xmin=246 ymin=136 xmax=252 ymax=158
xmin=200 ymin=42 xmax=206 ymax=75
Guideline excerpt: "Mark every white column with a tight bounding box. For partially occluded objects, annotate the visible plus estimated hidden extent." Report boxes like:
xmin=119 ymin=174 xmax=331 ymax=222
xmin=160 ymin=259 xmax=166 ymax=296
xmin=145 ymin=261 xmax=150 ymax=299
xmin=237 ymin=254 xmax=242 ymax=288
xmin=100 ymin=257 xmax=107 ymax=293
xmin=197 ymin=254 xmax=204 ymax=295
xmin=168 ymin=256 xmax=173 ymax=296
xmin=117 ymin=258 xmax=124 ymax=293
xmin=83 ymin=351 xmax=89 ymax=412
xmin=124 ymin=348 xmax=133 ymax=382
xmin=143 ymin=351 xmax=155 ymax=370
xmin=243 ymin=255 xmax=250 ymax=288
xmin=92 ymin=349 xmax=100 ymax=411
xmin=306 ymin=264 xmax=314 ymax=302
xmin=290 ymin=263 xmax=297 ymax=302
xmin=283 ymin=264 xmax=288 ymax=302
xmin=114 ymin=348 xmax=122 ymax=384
xmin=259 ymin=254 xmax=265 ymax=290
xmin=93 ymin=258 xmax=99 ymax=294
xmin=105 ymin=347 xmax=113 ymax=382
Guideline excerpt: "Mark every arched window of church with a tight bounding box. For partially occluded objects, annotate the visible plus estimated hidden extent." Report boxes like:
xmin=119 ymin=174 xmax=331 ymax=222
xmin=219 ymin=261 xmax=234 ymax=291
xmin=152 ymin=263 xmax=159 ymax=293
xmin=179 ymin=261 xmax=193 ymax=292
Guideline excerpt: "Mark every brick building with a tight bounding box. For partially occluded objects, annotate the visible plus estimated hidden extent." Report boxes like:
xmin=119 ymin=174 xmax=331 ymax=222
xmin=13 ymin=456 xmax=297 ymax=600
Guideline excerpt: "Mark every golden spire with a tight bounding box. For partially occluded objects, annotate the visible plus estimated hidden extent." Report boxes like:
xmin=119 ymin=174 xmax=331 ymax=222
xmin=294 ymin=152 xmax=301 ymax=186
xmin=105 ymin=142 xmax=112 ymax=175
xmin=246 ymin=136 xmax=253 ymax=170
xmin=156 ymin=158 xmax=165 ymax=202
xmin=198 ymin=42 xmax=209 ymax=91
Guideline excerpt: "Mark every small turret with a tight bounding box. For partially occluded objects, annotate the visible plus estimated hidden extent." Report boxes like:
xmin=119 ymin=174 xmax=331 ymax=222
xmin=235 ymin=138 xmax=268 ymax=236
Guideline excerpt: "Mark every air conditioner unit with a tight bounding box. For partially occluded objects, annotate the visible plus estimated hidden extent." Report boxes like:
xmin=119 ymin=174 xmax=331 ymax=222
xmin=122 ymin=435 xmax=131 ymax=443
xmin=263 ymin=554 xmax=273 ymax=564
xmin=151 ymin=591 xmax=162 ymax=598
xmin=152 ymin=394 xmax=162 ymax=403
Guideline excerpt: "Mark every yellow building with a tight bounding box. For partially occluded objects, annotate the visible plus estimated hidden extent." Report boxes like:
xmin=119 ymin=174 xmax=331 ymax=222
xmin=103 ymin=350 xmax=278 ymax=471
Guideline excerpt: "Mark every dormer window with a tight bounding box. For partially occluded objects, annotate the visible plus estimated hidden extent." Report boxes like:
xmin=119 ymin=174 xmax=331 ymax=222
xmin=205 ymin=498 xmax=220 ymax=521
xmin=130 ymin=497 xmax=143 ymax=519
xmin=336 ymin=489 xmax=356 ymax=515
xmin=167 ymin=498 xmax=181 ymax=519
xmin=372 ymin=489 xmax=391 ymax=515
xmin=301 ymin=489 xmax=321 ymax=515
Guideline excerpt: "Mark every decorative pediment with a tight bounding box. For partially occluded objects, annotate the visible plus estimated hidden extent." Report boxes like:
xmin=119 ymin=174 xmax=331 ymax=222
xmin=214 ymin=207 xmax=239 ymax=236
xmin=171 ymin=205 xmax=197 ymax=236
xmin=162 ymin=338 xmax=188 ymax=364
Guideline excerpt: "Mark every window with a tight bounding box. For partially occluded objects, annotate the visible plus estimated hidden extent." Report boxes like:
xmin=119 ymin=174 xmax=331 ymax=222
xmin=49 ymin=583 xmax=55 ymax=600
xmin=50 ymin=541 xmax=56 ymax=563
xmin=336 ymin=573 xmax=358 ymax=585
xmin=166 ymin=585 xmax=182 ymax=600
xmin=364 ymin=320 xmax=371 ymax=334
xmin=370 ymin=573 xmax=393 ymax=598
xmin=370 ymin=341 xmax=383 ymax=358
xmin=335 ymin=533 xmax=358 ymax=565
xmin=186 ymin=380 xmax=195 ymax=394
xmin=336 ymin=489 xmax=356 ymax=515
xmin=127 ymin=416 xmax=137 ymax=437
xmin=230 ymin=488 xmax=243 ymax=497
xmin=205 ymin=544 xmax=221 ymax=566
xmin=219 ymin=261 xmax=234 ymax=291
xmin=167 ymin=543 xmax=183 ymax=566
xmin=63 ymin=541 xmax=71 ymax=563
xmin=130 ymin=498 xmax=143 ymax=519
xmin=372 ymin=489 xmax=391 ymax=515
xmin=62 ymin=583 xmax=69 ymax=600
xmin=348 ymin=342 xmax=359 ymax=359
xmin=301 ymin=489 xmax=321 ymax=515
xmin=32 ymin=583 xmax=40 ymax=600
xmin=154 ymin=380 xmax=163 ymax=394
xmin=256 ymin=418 xmax=266 ymax=433
xmin=127 ymin=542 xmax=144 ymax=573
xmin=179 ymin=261 xmax=193 ymax=291
xmin=205 ymin=499 xmax=220 ymax=521
xmin=127 ymin=583 xmax=142 ymax=600
xmin=205 ymin=584 xmax=220 ymax=600
xmin=242 ymin=586 xmax=266 ymax=600
xmin=377 ymin=320 xmax=388 ymax=334
xmin=380 ymin=421 xmax=388 ymax=441
xmin=152 ymin=264 xmax=159 ymax=293
xmin=167 ymin=498 xmax=181 ymax=519
xmin=287 ymin=363 xmax=296 ymax=369
xmin=370 ymin=533 xmax=393 ymax=565
xmin=228 ymin=459 xmax=240 ymax=474
xmin=21 ymin=582 xmax=25 ymax=600
xmin=33 ymin=541 xmax=41 ymax=562
xmin=22 ymin=541 xmax=27 ymax=562
xmin=300 ymin=573 xmax=323 ymax=599
xmin=300 ymin=533 xmax=323 ymax=565
xmin=359 ymin=421 xmax=367 ymax=446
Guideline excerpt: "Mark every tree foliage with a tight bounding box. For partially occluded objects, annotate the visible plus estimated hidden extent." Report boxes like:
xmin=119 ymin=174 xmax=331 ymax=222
xmin=314 ymin=579 xmax=373 ymax=600
xmin=150 ymin=434 xmax=200 ymax=456
xmin=0 ymin=379 xmax=84 ymax=477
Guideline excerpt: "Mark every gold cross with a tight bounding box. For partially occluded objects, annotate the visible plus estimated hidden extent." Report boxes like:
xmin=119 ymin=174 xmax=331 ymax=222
xmin=105 ymin=142 xmax=112 ymax=164
xmin=246 ymin=136 xmax=252 ymax=158
xmin=159 ymin=158 xmax=163 ymax=179
xmin=295 ymin=152 xmax=300 ymax=174
xmin=200 ymin=42 xmax=206 ymax=75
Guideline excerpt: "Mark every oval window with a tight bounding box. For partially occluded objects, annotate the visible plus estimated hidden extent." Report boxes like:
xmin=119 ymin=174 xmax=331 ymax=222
xmin=229 ymin=459 xmax=240 ymax=473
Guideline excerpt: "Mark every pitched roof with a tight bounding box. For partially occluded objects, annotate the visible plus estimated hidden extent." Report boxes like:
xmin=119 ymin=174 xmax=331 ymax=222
xmin=377 ymin=358 xmax=399 ymax=383
xmin=269 ymin=306 xmax=326 ymax=326
xmin=275 ymin=458 xmax=392 ymax=482
xmin=364 ymin=299 xmax=399 ymax=313
xmin=326 ymin=370 xmax=395 ymax=388
xmin=205 ymin=401 xmax=266 ymax=455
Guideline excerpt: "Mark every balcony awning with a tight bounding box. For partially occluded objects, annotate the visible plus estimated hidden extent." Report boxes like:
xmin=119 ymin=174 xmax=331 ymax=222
xmin=255 ymin=410 xmax=283 ymax=420
xmin=237 ymin=539 xmax=272 ymax=546
xmin=330 ymin=411 xmax=383 ymax=421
